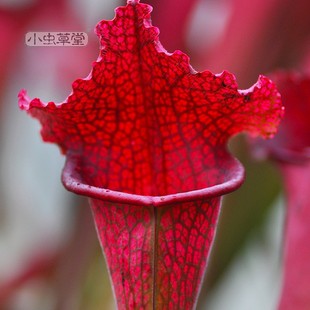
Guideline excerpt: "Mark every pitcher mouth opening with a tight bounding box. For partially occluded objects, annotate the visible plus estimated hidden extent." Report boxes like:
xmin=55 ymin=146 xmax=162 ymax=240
xmin=61 ymin=154 xmax=245 ymax=207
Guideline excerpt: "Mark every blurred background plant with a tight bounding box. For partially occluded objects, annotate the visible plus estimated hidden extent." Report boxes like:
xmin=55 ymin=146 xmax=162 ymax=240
xmin=1 ymin=0 xmax=310 ymax=309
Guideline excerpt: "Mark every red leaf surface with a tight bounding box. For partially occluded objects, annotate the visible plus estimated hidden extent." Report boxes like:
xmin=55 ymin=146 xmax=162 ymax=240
xmin=91 ymin=198 xmax=220 ymax=309
xmin=255 ymin=72 xmax=310 ymax=163
xmin=18 ymin=0 xmax=283 ymax=308
xmin=253 ymin=72 xmax=310 ymax=310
